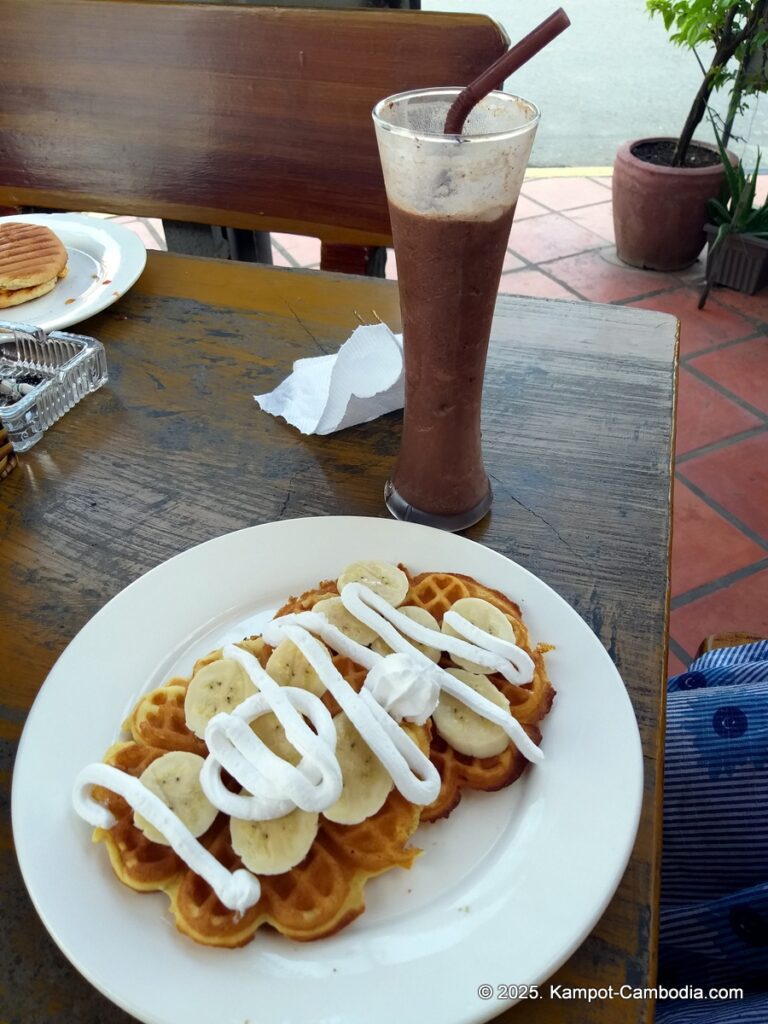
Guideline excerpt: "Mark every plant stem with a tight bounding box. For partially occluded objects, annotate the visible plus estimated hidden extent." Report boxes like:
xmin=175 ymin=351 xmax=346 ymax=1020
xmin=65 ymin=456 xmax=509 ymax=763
xmin=723 ymin=44 xmax=751 ymax=146
xmin=674 ymin=71 xmax=720 ymax=166
xmin=672 ymin=1 xmax=768 ymax=166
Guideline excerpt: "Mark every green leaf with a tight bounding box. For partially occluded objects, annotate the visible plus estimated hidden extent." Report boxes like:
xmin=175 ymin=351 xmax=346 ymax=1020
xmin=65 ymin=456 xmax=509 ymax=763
xmin=708 ymin=197 xmax=732 ymax=224
xmin=718 ymin=135 xmax=741 ymax=202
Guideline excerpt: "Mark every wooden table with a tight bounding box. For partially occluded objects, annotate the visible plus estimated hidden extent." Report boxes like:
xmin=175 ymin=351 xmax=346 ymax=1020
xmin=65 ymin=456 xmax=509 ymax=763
xmin=0 ymin=252 xmax=677 ymax=1023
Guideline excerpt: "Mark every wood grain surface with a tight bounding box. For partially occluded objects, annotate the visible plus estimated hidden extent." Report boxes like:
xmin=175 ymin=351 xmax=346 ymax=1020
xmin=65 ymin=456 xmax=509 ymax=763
xmin=0 ymin=0 xmax=506 ymax=244
xmin=0 ymin=253 xmax=678 ymax=1023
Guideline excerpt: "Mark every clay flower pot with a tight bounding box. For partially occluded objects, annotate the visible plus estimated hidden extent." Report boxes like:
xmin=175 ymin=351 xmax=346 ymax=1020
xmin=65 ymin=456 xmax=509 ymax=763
xmin=613 ymin=138 xmax=728 ymax=271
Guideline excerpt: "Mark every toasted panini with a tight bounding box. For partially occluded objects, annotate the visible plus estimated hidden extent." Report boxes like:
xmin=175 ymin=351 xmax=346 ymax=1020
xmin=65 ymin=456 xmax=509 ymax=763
xmin=0 ymin=222 xmax=68 ymax=290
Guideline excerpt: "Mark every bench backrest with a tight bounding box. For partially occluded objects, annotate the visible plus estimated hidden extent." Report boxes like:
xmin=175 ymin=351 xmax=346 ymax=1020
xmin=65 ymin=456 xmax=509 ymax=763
xmin=0 ymin=1 xmax=507 ymax=245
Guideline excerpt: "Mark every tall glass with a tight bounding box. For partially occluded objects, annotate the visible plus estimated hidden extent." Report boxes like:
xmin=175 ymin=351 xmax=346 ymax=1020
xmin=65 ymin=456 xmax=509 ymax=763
xmin=373 ymin=89 xmax=539 ymax=531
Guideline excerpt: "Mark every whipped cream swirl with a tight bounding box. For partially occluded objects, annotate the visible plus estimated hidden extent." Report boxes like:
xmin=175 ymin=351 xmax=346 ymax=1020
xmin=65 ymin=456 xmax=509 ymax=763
xmin=74 ymin=576 xmax=544 ymax=913
xmin=73 ymin=763 xmax=261 ymax=915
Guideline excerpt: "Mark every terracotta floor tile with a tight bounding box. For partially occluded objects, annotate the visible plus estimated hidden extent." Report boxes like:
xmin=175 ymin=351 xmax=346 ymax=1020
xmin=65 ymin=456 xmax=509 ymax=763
xmin=676 ymin=368 xmax=762 ymax=455
xmin=507 ymin=213 xmax=606 ymax=264
xmin=271 ymin=247 xmax=295 ymax=269
xmin=671 ymin=480 xmax=765 ymax=596
xmin=589 ymin=176 xmax=612 ymax=189
xmin=271 ymin=233 xmax=321 ymax=266
xmin=631 ymin=287 xmax=756 ymax=356
xmin=520 ymin=176 xmax=614 ymax=211
xmin=385 ymin=249 xmax=397 ymax=280
xmin=120 ymin=220 xmax=164 ymax=251
xmin=680 ymin=432 xmax=768 ymax=537
xmin=497 ymin=268 xmax=577 ymax=299
xmin=563 ymin=201 xmax=615 ymax=243
xmin=667 ymin=649 xmax=688 ymax=677
xmin=545 ymin=249 xmax=677 ymax=302
xmin=755 ymin=174 xmax=768 ymax=204
xmin=690 ymin=337 xmax=768 ymax=414
xmin=502 ymin=249 xmax=526 ymax=272
xmin=671 ymin=568 xmax=768 ymax=656
xmin=710 ymin=286 xmax=768 ymax=322
xmin=514 ymin=195 xmax=549 ymax=220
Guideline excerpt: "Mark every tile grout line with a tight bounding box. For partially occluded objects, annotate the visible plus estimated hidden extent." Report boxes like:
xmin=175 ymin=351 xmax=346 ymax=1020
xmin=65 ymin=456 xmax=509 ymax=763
xmin=668 ymin=635 xmax=694 ymax=669
xmin=684 ymin=361 xmax=768 ymax=423
xmin=670 ymin=557 xmax=768 ymax=610
xmin=499 ymin=249 xmax=588 ymax=299
xmin=270 ymin=238 xmax=302 ymax=269
xmin=676 ymin=424 xmax=767 ymax=464
xmin=521 ymin=241 xmax=696 ymax=300
xmin=676 ymin=470 xmax=768 ymax=552
xmin=521 ymin=195 xmax=618 ymax=216
xmin=526 ymin=263 xmax=593 ymax=300
xmin=679 ymin=328 xmax=766 ymax=362
xmin=143 ymin=220 xmax=166 ymax=248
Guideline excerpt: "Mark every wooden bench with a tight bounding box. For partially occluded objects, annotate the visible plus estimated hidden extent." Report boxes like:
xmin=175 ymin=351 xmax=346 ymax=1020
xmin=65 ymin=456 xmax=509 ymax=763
xmin=0 ymin=0 xmax=506 ymax=273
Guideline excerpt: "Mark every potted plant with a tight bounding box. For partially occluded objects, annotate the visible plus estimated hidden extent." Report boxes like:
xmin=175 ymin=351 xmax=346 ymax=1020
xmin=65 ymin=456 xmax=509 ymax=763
xmin=613 ymin=0 xmax=768 ymax=271
xmin=699 ymin=141 xmax=768 ymax=307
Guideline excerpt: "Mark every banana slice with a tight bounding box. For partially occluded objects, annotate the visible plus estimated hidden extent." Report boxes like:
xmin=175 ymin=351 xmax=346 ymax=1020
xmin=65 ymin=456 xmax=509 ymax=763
xmin=230 ymin=806 xmax=319 ymax=875
xmin=134 ymin=751 xmax=217 ymax=844
xmin=322 ymin=713 xmax=393 ymax=824
xmin=371 ymin=605 xmax=441 ymax=663
xmin=442 ymin=597 xmax=518 ymax=674
xmin=337 ymin=559 xmax=409 ymax=607
xmin=251 ymin=711 xmax=301 ymax=766
xmin=432 ymin=669 xmax=511 ymax=758
xmin=266 ymin=638 xmax=326 ymax=697
xmin=313 ymin=596 xmax=378 ymax=646
xmin=184 ymin=658 xmax=257 ymax=738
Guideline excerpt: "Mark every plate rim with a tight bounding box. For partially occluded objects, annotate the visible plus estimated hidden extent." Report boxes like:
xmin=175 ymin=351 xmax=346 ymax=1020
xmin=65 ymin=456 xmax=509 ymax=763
xmin=12 ymin=515 xmax=645 ymax=1024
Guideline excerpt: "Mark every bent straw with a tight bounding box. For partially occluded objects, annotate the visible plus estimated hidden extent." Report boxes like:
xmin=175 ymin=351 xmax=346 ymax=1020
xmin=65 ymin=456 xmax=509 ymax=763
xmin=443 ymin=9 xmax=571 ymax=135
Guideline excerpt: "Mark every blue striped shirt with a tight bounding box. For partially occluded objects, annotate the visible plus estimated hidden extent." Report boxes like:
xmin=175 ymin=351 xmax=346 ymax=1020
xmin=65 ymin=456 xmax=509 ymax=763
xmin=656 ymin=640 xmax=768 ymax=1022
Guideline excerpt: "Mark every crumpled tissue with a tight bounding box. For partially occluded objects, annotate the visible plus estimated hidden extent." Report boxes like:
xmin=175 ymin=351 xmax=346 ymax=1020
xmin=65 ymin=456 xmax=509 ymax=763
xmin=255 ymin=323 xmax=404 ymax=435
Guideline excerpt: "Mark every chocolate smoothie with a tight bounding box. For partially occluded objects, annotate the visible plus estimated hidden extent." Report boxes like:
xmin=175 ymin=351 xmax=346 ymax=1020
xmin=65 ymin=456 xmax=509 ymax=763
xmin=388 ymin=201 xmax=516 ymax=518
xmin=373 ymin=87 xmax=539 ymax=529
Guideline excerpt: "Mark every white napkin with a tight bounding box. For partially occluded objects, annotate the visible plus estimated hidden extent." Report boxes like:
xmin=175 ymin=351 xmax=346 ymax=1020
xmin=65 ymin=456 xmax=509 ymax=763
xmin=255 ymin=323 xmax=404 ymax=435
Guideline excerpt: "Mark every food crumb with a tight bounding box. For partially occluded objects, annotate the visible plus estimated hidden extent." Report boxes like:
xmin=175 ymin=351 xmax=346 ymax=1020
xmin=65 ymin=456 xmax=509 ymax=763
xmin=112 ymin=291 xmax=120 ymax=297
xmin=458 ymin=905 xmax=470 ymax=914
xmin=64 ymin=298 xmax=75 ymax=305
xmin=103 ymin=279 xmax=112 ymax=285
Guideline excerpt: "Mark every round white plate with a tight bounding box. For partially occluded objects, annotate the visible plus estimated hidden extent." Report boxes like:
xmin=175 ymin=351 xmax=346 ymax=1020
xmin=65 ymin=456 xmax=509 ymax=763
xmin=0 ymin=213 xmax=147 ymax=332
xmin=13 ymin=517 xmax=643 ymax=1024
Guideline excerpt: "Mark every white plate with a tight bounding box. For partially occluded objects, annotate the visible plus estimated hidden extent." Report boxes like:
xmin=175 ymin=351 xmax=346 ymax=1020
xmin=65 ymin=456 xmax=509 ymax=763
xmin=13 ymin=517 xmax=643 ymax=1024
xmin=0 ymin=213 xmax=147 ymax=331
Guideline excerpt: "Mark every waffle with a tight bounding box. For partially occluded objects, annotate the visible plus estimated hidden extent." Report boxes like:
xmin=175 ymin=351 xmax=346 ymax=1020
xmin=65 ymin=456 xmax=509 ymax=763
xmin=170 ymin=790 xmax=421 ymax=947
xmin=277 ymin=567 xmax=555 ymax=822
xmin=91 ymin=662 xmax=427 ymax=947
xmin=0 ymin=222 xmax=68 ymax=308
xmin=93 ymin=741 xmax=186 ymax=893
xmin=89 ymin=563 xmax=553 ymax=948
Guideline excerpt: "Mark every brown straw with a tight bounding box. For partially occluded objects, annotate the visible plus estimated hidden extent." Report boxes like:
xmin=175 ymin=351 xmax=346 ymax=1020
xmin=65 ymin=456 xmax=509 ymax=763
xmin=443 ymin=9 xmax=571 ymax=135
